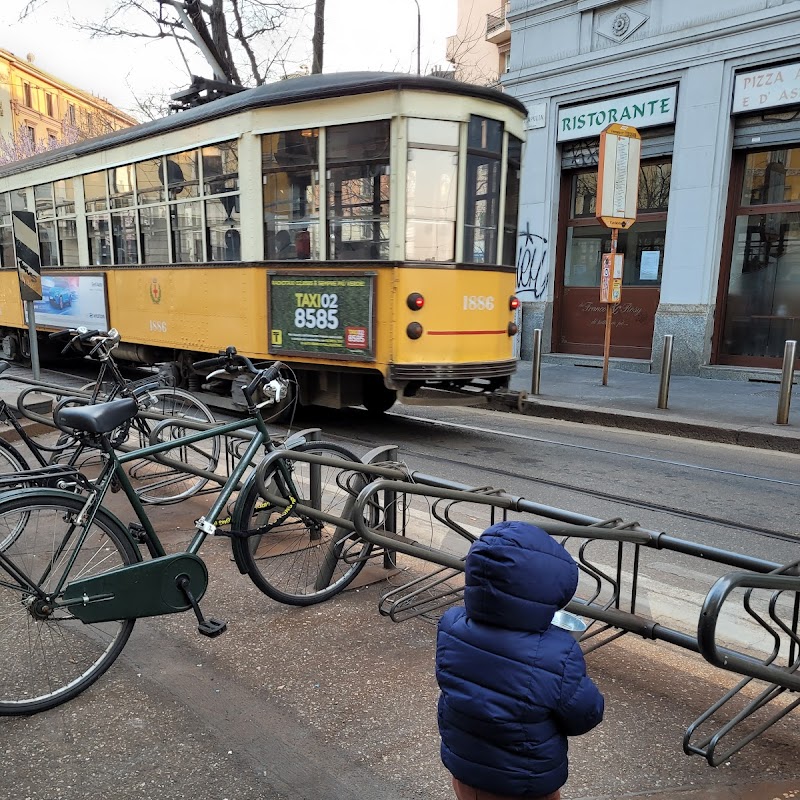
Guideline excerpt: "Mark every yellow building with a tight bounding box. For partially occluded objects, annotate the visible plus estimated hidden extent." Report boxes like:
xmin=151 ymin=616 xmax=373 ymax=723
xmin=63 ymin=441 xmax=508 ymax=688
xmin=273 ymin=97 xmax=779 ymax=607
xmin=0 ymin=48 xmax=136 ymax=157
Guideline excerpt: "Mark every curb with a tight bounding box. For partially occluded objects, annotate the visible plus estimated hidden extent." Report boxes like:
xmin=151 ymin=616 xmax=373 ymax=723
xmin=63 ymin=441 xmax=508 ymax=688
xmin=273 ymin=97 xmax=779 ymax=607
xmin=490 ymin=392 xmax=800 ymax=454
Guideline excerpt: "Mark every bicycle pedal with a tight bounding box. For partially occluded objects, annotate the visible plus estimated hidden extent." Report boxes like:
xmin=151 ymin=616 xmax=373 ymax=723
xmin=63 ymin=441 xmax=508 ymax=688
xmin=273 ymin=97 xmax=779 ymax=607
xmin=128 ymin=522 xmax=147 ymax=543
xmin=197 ymin=617 xmax=227 ymax=637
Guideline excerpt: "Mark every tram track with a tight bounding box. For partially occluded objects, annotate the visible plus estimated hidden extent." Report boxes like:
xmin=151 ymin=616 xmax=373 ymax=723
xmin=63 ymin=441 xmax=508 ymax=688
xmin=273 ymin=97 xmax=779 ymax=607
xmin=321 ymin=411 xmax=800 ymax=545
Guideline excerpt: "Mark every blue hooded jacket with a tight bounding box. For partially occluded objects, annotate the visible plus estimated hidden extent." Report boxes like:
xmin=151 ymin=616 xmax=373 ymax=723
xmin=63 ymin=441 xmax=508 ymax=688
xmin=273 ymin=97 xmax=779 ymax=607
xmin=435 ymin=521 xmax=604 ymax=797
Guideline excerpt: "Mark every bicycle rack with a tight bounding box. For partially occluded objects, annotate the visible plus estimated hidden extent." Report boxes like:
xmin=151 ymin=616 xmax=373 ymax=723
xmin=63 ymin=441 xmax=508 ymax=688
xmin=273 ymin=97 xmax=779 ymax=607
xmin=340 ymin=476 xmax=800 ymax=767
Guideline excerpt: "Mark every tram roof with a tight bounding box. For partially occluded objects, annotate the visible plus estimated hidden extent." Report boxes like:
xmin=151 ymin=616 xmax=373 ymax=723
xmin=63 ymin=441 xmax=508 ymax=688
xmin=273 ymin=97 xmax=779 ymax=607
xmin=0 ymin=72 xmax=527 ymax=180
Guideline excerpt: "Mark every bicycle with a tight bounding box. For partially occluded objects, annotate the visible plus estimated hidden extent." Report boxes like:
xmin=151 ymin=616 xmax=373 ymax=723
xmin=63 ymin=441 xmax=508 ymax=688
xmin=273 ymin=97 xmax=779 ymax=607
xmin=0 ymin=346 xmax=367 ymax=715
xmin=46 ymin=327 xmax=221 ymax=505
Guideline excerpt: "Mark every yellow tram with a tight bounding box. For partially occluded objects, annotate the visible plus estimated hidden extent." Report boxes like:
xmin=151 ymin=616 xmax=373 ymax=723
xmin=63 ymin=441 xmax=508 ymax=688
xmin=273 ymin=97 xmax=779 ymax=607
xmin=0 ymin=73 xmax=525 ymax=411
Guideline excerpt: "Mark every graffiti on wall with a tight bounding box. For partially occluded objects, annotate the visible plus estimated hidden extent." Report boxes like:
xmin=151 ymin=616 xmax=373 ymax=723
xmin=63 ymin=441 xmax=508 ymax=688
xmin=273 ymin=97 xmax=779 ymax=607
xmin=516 ymin=222 xmax=549 ymax=300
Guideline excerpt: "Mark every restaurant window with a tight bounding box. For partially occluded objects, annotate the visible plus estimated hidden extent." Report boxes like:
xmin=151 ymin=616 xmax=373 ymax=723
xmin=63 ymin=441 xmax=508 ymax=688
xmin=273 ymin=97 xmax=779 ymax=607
xmin=564 ymin=159 xmax=672 ymax=289
xmin=719 ymin=147 xmax=800 ymax=361
xmin=263 ymin=129 xmax=320 ymax=260
xmin=406 ymin=118 xmax=459 ymax=262
xmin=327 ymin=121 xmax=390 ymax=261
xmin=463 ymin=116 xmax=503 ymax=264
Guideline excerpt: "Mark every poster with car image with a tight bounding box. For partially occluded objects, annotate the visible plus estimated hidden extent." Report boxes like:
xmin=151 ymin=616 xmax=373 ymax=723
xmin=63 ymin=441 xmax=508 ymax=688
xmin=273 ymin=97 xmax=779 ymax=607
xmin=29 ymin=274 xmax=109 ymax=330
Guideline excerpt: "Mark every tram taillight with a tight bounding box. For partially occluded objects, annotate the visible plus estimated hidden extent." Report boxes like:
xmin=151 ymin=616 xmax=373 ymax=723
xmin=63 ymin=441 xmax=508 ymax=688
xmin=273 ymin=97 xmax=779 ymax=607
xmin=407 ymin=292 xmax=425 ymax=310
xmin=406 ymin=322 xmax=424 ymax=339
xmin=507 ymin=322 xmax=518 ymax=336
xmin=509 ymin=296 xmax=520 ymax=310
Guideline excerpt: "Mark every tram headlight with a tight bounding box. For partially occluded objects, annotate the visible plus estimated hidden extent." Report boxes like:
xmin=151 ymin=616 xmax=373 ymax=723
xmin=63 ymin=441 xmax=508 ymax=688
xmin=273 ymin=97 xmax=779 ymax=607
xmin=509 ymin=295 xmax=520 ymax=310
xmin=507 ymin=322 xmax=518 ymax=336
xmin=406 ymin=322 xmax=424 ymax=340
xmin=406 ymin=292 xmax=425 ymax=311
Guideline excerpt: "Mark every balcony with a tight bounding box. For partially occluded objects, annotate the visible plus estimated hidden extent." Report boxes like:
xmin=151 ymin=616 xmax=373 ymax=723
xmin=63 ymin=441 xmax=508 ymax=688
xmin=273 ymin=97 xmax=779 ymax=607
xmin=486 ymin=3 xmax=511 ymax=45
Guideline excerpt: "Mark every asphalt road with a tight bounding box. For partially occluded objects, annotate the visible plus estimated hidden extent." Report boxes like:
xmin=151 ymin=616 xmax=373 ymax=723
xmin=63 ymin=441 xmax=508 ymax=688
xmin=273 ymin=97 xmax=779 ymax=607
xmin=3 ymin=393 xmax=800 ymax=799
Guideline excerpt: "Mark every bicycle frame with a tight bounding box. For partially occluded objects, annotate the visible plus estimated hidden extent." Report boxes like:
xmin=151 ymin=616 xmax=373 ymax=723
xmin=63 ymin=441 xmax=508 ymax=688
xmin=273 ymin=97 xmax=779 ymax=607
xmin=0 ymin=409 xmax=286 ymax=623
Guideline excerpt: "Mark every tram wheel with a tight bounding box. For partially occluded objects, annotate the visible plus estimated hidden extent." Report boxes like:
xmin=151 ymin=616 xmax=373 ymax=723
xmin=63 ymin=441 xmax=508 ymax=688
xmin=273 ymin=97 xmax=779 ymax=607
xmin=362 ymin=379 xmax=396 ymax=415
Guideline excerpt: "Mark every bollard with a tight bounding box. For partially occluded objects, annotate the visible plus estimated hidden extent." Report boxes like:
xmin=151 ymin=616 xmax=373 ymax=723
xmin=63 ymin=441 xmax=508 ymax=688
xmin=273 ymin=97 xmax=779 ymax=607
xmin=657 ymin=334 xmax=674 ymax=410
xmin=530 ymin=328 xmax=542 ymax=396
xmin=776 ymin=339 xmax=797 ymax=425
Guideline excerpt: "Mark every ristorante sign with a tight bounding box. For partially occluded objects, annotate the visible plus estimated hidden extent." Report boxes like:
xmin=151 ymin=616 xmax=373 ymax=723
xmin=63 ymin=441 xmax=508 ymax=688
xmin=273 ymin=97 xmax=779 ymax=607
xmin=557 ymin=86 xmax=677 ymax=142
xmin=732 ymin=62 xmax=800 ymax=114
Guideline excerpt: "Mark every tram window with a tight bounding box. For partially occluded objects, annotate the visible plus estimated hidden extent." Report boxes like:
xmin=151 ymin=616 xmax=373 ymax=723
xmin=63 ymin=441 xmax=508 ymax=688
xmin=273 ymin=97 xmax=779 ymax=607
xmin=171 ymin=201 xmax=203 ymax=263
xmin=54 ymin=179 xmax=75 ymax=217
xmin=406 ymin=119 xmax=459 ymax=261
xmin=10 ymin=188 xmax=30 ymax=212
xmin=109 ymin=165 xmax=135 ymax=209
xmin=463 ymin=116 xmax=503 ymax=264
xmin=0 ymin=194 xmax=12 ymax=269
xmin=327 ymin=121 xmax=390 ymax=261
xmin=87 ymin=215 xmax=112 ymax=265
xmin=502 ymin=135 xmax=522 ymax=267
xmin=262 ymin=129 xmax=320 ymax=260
xmin=57 ymin=219 xmax=80 ymax=267
xmin=203 ymin=141 xmax=239 ymax=194
xmin=167 ymin=151 xmax=199 ymax=199
xmin=0 ymin=226 xmax=12 ymax=269
xmin=206 ymin=198 xmax=240 ymax=262
xmin=34 ymin=184 xmax=54 ymax=219
xmin=36 ymin=220 xmax=58 ymax=267
xmin=136 ymin=159 xmax=164 ymax=204
xmin=84 ymin=171 xmax=108 ymax=213
xmin=112 ymin=210 xmax=139 ymax=265
xmin=139 ymin=205 xmax=169 ymax=264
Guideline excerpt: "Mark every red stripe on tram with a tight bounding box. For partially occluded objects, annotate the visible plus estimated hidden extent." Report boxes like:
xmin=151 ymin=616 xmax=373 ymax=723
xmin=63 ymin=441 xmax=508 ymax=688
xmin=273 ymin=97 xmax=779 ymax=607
xmin=427 ymin=330 xmax=506 ymax=335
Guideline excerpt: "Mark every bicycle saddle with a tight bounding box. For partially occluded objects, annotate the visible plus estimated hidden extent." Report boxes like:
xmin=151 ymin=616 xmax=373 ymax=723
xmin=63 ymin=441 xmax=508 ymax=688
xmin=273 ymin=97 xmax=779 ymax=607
xmin=57 ymin=397 xmax=138 ymax=434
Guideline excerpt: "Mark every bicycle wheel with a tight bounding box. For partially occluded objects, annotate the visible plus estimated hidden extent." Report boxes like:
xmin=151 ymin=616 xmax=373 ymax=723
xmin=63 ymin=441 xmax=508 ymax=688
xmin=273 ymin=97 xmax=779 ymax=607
xmin=124 ymin=388 xmax=220 ymax=505
xmin=0 ymin=491 xmax=139 ymax=715
xmin=232 ymin=442 xmax=373 ymax=606
xmin=0 ymin=439 xmax=31 ymax=551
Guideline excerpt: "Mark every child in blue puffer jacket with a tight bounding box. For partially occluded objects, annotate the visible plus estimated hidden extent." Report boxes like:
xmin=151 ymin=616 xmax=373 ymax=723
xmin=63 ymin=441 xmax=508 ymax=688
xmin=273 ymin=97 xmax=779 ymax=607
xmin=435 ymin=520 xmax=604 ymax=800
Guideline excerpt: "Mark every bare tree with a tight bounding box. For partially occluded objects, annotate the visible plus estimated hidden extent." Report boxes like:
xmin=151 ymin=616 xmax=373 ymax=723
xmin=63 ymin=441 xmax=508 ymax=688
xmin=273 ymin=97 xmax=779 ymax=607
xmin=20 ymin=0 xmax=312 ymax=88
xmin=311 ymin=0 xmax=323 ymax=74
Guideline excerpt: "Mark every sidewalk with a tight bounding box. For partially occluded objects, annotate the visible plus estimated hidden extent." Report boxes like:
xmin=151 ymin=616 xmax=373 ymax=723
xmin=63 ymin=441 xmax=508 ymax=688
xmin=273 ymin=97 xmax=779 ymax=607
xmin=498 ymin=359 xmax=800 ymax=453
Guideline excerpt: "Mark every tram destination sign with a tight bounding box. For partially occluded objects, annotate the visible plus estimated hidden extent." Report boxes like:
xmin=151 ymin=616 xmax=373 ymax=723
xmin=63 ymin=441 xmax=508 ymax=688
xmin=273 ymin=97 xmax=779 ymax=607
xmin=268 ymin=273 xmax=375 ymax=360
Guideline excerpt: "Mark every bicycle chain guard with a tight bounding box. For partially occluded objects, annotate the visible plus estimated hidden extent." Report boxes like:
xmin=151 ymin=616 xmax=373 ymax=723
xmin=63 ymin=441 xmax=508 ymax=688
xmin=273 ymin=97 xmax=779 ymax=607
xmin=61 ymin=552 xmax=208 ymax=623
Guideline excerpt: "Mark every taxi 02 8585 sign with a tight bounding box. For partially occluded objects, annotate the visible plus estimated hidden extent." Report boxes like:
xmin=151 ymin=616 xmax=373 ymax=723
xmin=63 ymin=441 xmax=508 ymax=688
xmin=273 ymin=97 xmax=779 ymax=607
xmin=268 ymin=273 xmax=375 ymax=360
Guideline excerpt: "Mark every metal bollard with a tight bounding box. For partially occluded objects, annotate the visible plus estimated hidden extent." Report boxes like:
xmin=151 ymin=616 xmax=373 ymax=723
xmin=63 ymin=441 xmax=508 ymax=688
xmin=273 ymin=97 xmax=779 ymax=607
xmin=776 ymin=339 xmax=797 ymax=425
xmin=530 ymin=328 xmax=542 ymax=396
xmin=657 ymin=334 xmax=673 ymax=410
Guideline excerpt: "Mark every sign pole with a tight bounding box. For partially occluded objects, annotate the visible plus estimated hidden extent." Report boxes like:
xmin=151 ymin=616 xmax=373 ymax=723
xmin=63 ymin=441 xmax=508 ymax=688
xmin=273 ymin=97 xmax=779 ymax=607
xmin=595 ymin=122 xmax=641 ymax=386
xmin=601 ymin=228 xmax=618 ymax=386
xmin=25 ymin=300 xmax=41 ymax=380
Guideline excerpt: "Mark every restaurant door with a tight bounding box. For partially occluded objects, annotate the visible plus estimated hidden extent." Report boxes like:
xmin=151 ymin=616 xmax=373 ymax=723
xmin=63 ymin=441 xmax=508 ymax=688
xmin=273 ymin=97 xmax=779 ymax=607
xmin=554 ymin=157 xmax=672 ymax=358
xmin=715 ymin=145 xmax=800 ymax=367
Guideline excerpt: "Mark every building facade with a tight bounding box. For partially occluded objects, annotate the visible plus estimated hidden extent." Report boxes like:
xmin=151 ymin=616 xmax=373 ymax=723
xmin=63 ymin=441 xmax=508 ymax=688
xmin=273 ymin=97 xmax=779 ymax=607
xmin=505 ymin=0 xmax=800 ymax=375
xmin=447 ymin=0 xmax=512 ymax=85
xmin=0 ymin=49 xmax=136 ymax=158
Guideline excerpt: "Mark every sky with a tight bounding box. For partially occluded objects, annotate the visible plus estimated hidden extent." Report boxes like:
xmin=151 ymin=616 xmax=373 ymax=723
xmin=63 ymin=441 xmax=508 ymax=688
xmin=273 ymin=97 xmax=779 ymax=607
xmin=2 ymin=0 xmax=456 ymax=119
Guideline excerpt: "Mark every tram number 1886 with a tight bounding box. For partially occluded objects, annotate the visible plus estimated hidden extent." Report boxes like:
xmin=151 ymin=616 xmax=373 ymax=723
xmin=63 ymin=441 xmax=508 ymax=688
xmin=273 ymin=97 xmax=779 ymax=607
xmin=463 ymin=295 xmax=495 ymax=311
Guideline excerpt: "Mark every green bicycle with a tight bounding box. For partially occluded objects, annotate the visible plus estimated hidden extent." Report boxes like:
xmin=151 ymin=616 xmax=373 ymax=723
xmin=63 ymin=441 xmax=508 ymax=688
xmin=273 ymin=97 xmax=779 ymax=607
xmin=0 ymin=347 xmax=370 ymax=715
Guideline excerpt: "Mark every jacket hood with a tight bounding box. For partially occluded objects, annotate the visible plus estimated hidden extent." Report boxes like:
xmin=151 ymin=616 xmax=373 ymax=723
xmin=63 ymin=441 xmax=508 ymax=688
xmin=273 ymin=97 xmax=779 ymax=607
xmin=463 ymin=521 xmax=578 ymax=632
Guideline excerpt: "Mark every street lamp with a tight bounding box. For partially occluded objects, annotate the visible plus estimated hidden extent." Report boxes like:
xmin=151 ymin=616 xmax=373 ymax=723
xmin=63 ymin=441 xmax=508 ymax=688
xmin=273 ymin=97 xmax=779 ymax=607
xmin=410 ymin=0 xmax=421 ymax=75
